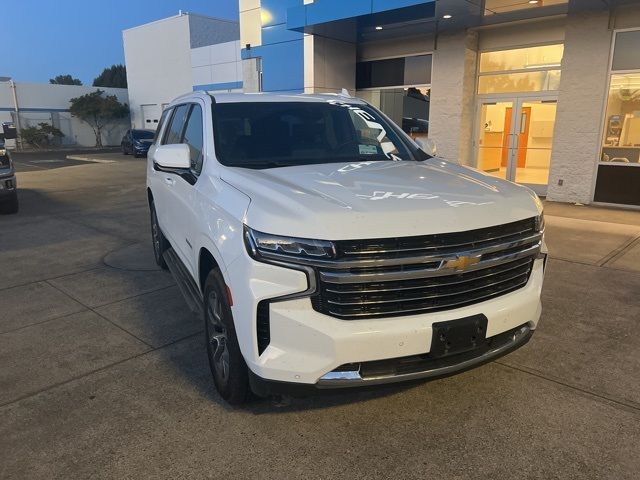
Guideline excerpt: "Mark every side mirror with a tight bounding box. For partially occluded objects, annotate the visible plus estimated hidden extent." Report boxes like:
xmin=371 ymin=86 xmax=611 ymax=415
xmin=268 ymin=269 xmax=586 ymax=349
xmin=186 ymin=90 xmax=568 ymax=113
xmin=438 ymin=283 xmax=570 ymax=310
xmin=415 ymin=137 xmax=437 ymax=157
xmin=2 ymin=123 xmax=17 ymax=140
xmin=154 ymin=144 xmax=191 ymax=169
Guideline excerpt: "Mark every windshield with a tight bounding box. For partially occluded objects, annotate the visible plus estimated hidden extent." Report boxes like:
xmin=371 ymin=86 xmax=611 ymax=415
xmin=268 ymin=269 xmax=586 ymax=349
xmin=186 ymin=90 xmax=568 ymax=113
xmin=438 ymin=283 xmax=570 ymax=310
xmin=213 ymin=100 xmax=427 ymax=169
xmin=132 ymin=130 xmax=155 ymax=140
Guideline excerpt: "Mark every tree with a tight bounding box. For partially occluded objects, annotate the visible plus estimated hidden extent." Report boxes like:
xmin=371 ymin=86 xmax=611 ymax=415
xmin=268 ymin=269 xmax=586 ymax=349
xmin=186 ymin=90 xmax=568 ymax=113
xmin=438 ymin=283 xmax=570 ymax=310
xmin=49 ymin=74 xmax=82 ymax=85
xmin=69 ymin=90 xmax=129 ymax=147
xmin=20 ymin=123 xmax=64 ymax=148
xmin=93 ymin=64 xmax=127 ymax=88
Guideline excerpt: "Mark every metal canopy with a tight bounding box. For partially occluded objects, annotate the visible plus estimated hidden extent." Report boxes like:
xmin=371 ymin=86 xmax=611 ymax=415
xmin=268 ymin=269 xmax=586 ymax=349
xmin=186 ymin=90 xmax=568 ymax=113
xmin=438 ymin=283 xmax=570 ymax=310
xmin=286 ymin=0 xmax=631 ymax=44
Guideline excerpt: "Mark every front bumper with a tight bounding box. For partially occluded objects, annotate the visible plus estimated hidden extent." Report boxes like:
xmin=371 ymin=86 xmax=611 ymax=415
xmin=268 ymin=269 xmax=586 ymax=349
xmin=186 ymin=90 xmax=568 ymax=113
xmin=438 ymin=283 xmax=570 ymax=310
xmin=226 ymin=248 xmax=545 ymax=389
xmin=0 ymin=172 xmax=17 ymax=195
xmin=134 ymin=144 xmax=151 ymax=155
xmin=249 ymin=323 xmax=533 ymax=396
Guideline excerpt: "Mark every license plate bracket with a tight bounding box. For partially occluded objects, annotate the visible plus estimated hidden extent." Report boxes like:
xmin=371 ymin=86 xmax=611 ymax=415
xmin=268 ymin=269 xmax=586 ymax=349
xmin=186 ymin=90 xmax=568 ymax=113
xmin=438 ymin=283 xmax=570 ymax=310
xmin=430 ymin=314 xmax=488 ymax=358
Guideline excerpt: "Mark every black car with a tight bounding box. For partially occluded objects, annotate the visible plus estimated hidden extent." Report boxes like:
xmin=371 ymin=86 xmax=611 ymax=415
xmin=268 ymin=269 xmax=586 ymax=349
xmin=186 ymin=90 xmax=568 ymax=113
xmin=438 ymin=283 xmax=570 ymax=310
xmin=0 ymin=140 xmax=18 ymax=214
xmin=121 ymin=129 xmax=155 ymax=157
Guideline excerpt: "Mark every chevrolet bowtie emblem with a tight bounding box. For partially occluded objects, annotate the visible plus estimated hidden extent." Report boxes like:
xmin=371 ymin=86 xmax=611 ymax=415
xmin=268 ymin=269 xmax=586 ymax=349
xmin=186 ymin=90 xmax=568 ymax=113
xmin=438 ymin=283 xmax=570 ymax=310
xmin=445 ymin=255 xmax=481 ymax=271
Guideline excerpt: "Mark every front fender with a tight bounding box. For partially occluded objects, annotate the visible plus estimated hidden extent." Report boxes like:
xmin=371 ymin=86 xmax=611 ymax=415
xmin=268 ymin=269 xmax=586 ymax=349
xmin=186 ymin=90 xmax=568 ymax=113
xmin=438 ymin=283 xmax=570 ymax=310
xmin=194 ymin=175 xmax=251 ymax=286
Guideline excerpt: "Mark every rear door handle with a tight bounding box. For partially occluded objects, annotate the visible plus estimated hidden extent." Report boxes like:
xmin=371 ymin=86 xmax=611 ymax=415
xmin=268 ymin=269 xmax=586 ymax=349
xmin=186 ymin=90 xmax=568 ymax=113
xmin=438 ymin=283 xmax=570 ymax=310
xmin=164 ymin=176 xmax=175 ymax=186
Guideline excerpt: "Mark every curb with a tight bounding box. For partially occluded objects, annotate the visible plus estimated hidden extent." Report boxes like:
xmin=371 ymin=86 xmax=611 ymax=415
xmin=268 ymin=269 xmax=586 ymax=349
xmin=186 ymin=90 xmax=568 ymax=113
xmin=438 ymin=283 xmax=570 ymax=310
xmin=66 ymin=155 xmax=117 ymax=164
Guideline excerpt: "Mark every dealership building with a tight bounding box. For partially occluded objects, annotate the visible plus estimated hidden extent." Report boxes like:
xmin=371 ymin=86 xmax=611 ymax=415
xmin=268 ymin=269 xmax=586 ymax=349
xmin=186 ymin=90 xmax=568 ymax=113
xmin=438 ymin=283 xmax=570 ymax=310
xmin=124 ymin=0 xmax=640 ymax=207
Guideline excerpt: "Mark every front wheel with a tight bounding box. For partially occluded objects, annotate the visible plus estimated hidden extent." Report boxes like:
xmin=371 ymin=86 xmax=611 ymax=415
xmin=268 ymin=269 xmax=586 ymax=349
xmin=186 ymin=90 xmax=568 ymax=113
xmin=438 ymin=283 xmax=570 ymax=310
xmin=204 ymin=269 xmax=250 ymax=405
xmin=150 ymin=201 xmax=168 ymax=270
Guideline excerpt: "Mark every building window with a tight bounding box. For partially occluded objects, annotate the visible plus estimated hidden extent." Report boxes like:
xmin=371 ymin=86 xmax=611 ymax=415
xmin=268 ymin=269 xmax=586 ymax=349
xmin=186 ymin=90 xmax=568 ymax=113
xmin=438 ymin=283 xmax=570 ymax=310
xmin=356 ymin=54 xmax=432 ymax=89
xmin=594 ymin=29 xmax=640 ymax=206
xmin=477 ymin=44 xmax=564 ymax=94
xmin=355 ymin=55 xmax=431 ymax=139
xmin=601 ymin=31 xmax=640 ymax=165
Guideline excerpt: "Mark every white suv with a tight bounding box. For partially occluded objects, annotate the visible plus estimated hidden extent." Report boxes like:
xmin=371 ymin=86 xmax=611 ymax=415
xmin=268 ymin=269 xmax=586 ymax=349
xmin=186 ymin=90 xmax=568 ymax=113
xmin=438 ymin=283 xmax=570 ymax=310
xmin=147 ymin=92 xmax=546 ymax=404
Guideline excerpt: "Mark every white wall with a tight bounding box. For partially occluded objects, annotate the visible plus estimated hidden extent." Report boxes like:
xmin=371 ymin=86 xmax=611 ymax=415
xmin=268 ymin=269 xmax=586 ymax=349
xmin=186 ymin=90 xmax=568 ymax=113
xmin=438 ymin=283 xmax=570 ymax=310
xmin=123 ymin=15 xmax=193 ymax=129
xmin=124 ymin=14 xmax=242 ymax=128
xmin=0 ymin=82 xmax=129 ymax=147
xmin=191 ymin=40 xmax=243 ymax=90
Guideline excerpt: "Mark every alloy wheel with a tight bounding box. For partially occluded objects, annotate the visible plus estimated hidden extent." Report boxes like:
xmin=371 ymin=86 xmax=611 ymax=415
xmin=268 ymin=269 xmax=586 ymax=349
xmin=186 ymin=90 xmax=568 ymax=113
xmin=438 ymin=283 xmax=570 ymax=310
xmin=207 ymin=290 xmax=230 ymax=386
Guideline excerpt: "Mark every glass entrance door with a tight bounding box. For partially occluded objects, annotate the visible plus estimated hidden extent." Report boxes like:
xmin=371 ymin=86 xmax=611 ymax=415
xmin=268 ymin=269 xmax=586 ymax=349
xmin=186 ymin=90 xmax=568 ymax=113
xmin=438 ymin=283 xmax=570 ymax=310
xmin=476 ymin=97 xmax=558 ymax=195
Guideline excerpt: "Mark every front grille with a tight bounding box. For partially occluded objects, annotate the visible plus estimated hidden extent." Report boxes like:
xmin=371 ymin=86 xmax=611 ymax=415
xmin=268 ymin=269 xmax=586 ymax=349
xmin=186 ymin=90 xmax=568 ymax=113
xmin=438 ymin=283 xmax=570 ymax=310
xmin=312 ymin=218 xmax=540 ymax=320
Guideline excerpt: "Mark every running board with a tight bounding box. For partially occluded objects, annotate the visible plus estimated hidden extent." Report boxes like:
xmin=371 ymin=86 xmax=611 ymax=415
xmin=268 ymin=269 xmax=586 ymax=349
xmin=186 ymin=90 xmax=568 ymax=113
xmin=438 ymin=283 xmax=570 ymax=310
xmin=163 ymin=248 xmax=204 ymax=317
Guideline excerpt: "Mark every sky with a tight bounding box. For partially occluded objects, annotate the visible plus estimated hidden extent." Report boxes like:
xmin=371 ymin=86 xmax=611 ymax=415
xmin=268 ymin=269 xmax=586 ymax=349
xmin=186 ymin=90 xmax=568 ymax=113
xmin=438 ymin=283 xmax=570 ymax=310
xmin=3 ymin=0 xmax=238 ymax=85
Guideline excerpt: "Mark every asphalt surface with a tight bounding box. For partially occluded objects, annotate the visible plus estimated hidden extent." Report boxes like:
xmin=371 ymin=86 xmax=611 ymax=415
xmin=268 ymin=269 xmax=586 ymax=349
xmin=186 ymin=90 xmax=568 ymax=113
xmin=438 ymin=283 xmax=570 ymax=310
xmin=10 ymin=148 xmax=121 ymax=172
xmin=1 ymin=155 xmax=639 ymax=479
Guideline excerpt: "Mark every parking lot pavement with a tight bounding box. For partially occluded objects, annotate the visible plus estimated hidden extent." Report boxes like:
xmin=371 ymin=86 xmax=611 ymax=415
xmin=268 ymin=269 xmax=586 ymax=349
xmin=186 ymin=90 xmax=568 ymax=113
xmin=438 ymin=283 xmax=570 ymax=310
xmin=1 ymin=156 xmax=639 ymax=479
xmin=10 ymin=148 xmax=122 ymax=172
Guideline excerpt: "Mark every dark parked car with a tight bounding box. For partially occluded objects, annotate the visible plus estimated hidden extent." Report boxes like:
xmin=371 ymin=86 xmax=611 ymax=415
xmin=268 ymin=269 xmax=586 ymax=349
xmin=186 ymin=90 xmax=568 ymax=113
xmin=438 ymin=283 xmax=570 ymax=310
xmin=0 ymin=140 xmax=18 ymax=214
xmin=121 ymin=129 xmax=155 ymax=157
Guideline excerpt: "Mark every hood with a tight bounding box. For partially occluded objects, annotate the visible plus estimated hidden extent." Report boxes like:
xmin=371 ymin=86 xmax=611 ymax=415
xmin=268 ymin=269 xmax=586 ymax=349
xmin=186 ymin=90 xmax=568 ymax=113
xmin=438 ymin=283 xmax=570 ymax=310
xmin=221 ymin=159 xmax=542 ymax=240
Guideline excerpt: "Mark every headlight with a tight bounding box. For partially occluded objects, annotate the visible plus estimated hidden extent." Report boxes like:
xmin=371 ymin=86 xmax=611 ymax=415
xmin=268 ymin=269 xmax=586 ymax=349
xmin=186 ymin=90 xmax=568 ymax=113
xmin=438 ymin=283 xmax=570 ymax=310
xmin=0 ymin=148 xmax=6 ymax=156
xmin=244 ymin=226 xmax=335 ymax=261
xmin=535 ymin=212 xmax=545 ymax=233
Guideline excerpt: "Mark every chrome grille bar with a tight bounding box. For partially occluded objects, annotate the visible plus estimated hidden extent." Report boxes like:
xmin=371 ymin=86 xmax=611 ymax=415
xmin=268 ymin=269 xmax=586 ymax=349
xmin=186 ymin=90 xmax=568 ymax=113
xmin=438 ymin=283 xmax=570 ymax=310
xmin=319 ymin=242 xmax=541 ymax=284
xmin=325 ymin=269 xmax=530 ymax=306
xmin=324 ymin=277 xmax=530 ymax=319
xmin=323 ymin=257 xmax=532 ymax=294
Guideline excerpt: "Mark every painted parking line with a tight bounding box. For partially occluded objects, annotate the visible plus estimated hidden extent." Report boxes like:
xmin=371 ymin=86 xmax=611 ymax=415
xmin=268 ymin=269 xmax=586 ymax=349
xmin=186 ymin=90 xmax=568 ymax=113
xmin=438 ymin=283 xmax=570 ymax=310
xmin=66 ymin=155 xmax=116 ymax=164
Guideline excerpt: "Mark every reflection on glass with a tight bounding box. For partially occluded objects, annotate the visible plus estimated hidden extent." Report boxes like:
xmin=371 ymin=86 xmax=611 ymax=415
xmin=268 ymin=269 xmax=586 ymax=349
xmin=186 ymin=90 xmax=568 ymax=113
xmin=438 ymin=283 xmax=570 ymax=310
xmin=611 ymin=30 xmax=640 ymax=71
xmin=484 ymin=0 xmax=567 ymax=15
xmin=356 ymin=86 xmax=430 ymax=141
xmin=478 ymin=70 xmax=561 ymax=94
xmin=480 ymin=45 xmax=564 ymax=73
xmin=601 ymin=73 xmax=640 ymax=165
xmin=476 ymin=102 xmax=513 ymax=179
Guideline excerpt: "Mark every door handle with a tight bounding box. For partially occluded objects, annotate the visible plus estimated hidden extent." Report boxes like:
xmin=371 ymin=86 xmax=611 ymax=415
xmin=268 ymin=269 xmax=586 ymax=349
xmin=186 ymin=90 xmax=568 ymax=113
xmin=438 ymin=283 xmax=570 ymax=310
xmin=164 ymin=177 xmax=175 ymax=186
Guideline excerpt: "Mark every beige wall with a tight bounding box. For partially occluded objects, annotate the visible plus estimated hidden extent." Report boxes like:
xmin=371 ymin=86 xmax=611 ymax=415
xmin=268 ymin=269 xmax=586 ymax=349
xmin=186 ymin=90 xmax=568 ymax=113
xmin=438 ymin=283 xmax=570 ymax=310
xmin=429 ymin=30 xmax=478 ymax=165
xmin=546 ymin=10 xmax=613 ymax=203
xmin=305 ymin=36 xmax=356 ymax=94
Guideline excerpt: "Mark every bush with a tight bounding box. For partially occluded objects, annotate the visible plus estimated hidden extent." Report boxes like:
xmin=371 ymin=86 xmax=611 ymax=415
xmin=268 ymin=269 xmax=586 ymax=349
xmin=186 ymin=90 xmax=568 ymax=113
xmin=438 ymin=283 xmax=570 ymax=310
xmin=20 ymin=123 xmax=64 ymax=148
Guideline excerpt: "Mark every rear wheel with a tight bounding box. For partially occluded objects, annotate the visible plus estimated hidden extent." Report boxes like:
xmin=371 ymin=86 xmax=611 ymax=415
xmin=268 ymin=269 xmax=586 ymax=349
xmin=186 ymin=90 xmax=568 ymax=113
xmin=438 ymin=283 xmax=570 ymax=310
xmin=0 ymin=192 xmax=18 ymax=214
xmin=150 ymin=201 xmax=168 ymax=270
xmin=122 ymin=143 xmax=129 ymax=155
xmin=204 ymin=269 xmax=250 ymax=405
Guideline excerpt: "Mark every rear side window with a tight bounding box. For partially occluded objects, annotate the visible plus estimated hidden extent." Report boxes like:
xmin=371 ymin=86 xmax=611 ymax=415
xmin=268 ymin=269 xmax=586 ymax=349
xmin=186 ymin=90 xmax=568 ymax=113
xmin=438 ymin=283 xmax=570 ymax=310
xmin=163 ymin=104 xmax=189 ymax=145
xmin=182 ymin=104 xmax=204 ymax=174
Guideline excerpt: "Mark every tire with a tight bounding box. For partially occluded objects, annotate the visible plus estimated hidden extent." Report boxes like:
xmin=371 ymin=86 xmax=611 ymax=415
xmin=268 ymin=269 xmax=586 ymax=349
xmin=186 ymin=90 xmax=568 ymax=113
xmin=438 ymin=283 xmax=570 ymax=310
xmin=0 ymin=192 xmax=18 ymax=214
xmin=150 ymin=201 xmax=169 ymax=270
xmin=122 ymin=144 xmax=129 ymax=155
xmin=204 ymin=269 xmax=250 ymax=405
